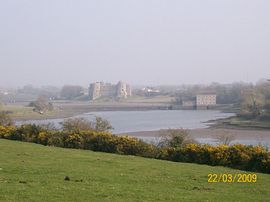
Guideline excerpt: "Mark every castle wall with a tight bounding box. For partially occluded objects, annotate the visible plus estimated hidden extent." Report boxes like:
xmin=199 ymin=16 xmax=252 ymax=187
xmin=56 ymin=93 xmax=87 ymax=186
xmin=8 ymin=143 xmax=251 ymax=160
xmin=89 ymin=81 xmax=131 ymax=100
xmin=100 ymin=84 xmax=117 ymax=97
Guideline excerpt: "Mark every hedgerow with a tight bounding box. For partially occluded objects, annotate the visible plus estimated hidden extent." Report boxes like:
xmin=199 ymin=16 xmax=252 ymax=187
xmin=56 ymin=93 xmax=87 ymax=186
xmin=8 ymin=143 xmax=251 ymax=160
xmin=0 ymin=124 xmax=269 ymax=173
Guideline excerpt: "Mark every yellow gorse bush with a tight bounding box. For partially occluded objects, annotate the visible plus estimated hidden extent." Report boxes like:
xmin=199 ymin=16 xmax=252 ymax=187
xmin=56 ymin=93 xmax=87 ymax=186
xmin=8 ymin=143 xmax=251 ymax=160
xmin=0 ymin=125 xmax=16 ymax=138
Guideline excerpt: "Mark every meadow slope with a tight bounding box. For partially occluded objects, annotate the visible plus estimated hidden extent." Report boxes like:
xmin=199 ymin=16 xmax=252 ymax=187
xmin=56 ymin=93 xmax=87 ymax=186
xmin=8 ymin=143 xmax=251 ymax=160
xmin=0 ymin=139 xmax=270 ymax=202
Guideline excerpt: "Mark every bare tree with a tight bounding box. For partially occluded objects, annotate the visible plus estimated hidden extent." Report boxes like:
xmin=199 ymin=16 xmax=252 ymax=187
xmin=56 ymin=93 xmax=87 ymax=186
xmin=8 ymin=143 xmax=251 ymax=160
xmin=61 ymin=118 xmax=94 ymax=132
xmin=60 ymin=116 xmax=113 ymax=133
xmin=157 ymin=129 xmax=196 ymax=148
xmin=216 ymin=130 xmax=235 ymax=145
xmin=93 ymin=116 xmax=114 ymax=132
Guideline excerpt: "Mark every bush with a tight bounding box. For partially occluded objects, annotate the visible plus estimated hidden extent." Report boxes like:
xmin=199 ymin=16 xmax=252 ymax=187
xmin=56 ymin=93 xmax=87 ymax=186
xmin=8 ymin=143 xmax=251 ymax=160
xmin=63 ymin=133 xmax=84 ymax=148
xmin=47 ymin=132 xmax=65 ymax=147
xmin=115 ymin=136 xmax=157 ymax=157
xmin=17 ymin=124 xmax=44 ymax=143
xmin=0 ymin=125 xmax=17 ymax=139
xmin=37 ymin=131 xmax=51 ymax=145
xmin=158 ymin=143 xmax=270 ymax=173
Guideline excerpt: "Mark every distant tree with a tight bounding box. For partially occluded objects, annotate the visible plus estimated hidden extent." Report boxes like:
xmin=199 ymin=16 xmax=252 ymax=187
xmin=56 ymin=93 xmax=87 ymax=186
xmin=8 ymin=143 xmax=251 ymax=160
xmin=61 ymin=118 xmax=94 ymax=133
xmin=216 ymin=83 xmax=244 ymax=104
xmin=28 ymin=96 xmax=53 ymax=114
xmin=255 ymin=82 xmax=270 ymax=118
xmin=216 ymin=130 xmax=235 ymax=145
xmin=60 ymin=85 xmax=83 ymax=100
xmin=18 ymin=85 xmax=37 ymax=94
xmin=61 ymin=116 xmax=113 ymax=133
xmin=157 ymin=129 xmax=196 ymax=148
xmin=172 ymin=83 xmax=250 ymax=105
xmin=173 ymin=91 xmax=195 ymax=105
xmin=39 ymin=123 xmax=57 ymax=131
xmin=240 ymin=87 xmax=266 ymax=118
xmin=93 ymin=116 xmax=114 ymax=132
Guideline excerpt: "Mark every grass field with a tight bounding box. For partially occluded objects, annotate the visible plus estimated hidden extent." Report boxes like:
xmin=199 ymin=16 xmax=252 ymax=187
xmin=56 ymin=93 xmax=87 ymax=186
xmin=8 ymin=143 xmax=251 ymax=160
xmin=0 ymin=104 xmax=64 ymax=121
xmin=1 ymin=139 xmax=270 ymax=201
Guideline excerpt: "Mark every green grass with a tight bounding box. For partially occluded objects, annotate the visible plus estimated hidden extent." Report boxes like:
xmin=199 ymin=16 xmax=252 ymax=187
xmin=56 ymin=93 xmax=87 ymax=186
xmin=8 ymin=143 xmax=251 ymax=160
xmin=1 ymin=104 xmax=63 ymax=121
xmin=1 ymin=139 xmax=270 ymax=202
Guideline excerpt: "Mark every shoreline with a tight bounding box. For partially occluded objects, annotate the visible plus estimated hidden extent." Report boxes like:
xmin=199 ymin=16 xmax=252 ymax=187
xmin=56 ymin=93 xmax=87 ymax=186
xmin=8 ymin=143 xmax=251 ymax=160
xmin=6 ymin=101 xmax=235 ymax=121
xmin=6 ymin=102 xmax=270 ymax=140
xmin=8 ymin=102 xmax=171 ymax=121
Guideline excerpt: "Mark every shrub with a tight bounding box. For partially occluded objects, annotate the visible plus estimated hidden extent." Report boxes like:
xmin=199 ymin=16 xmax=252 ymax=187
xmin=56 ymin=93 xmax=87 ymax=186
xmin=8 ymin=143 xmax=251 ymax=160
xmin=0 ymin=125 xmax=17 ymax=139
xmin=37 ymin=131 xmax=51 ymax=145
xmin=208 ymin=144 xmax=230 ymax=166
xmin=158 ymin=143 xmax=270 ymax=173
xmin=17 ymin=124 xmax=43 ymax=143
xmin=63 ymin=132 xmax=84 ymax=149
xmin=84 ymin=132 xmax=118 ymax=153
xmin=47 ymin=132 xmax=65 ymax=147
xmin=115 ymin=136 xmax=157 ymax=157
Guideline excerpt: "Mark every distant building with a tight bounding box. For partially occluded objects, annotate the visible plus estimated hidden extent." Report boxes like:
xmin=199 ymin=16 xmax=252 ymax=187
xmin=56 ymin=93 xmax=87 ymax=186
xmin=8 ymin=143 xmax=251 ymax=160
xmin=89 ymin=81 xmax=132 ymax=100
xmin=177 ymin=93 xmax=216 ymax=109
xmin=196 ymin=94 xmax=216 ymax=108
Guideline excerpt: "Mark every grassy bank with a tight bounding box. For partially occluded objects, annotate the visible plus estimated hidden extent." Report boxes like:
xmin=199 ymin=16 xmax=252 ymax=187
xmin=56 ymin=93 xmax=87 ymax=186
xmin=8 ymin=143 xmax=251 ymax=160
xmin=1 ymin=139 xmax=270 ymax=201
xmin=0 ymin=104 xmax=64 ymax=121
xmin=1 ymin=101 xmax=170 ymax=121
xmin=213 ymin=116 xmax=270 ymax=130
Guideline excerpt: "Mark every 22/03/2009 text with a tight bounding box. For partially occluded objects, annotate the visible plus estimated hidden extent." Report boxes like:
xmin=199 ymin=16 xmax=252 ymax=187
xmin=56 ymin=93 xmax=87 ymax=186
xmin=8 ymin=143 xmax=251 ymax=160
xmin=208 ymin=173 xmax=257 ymax=183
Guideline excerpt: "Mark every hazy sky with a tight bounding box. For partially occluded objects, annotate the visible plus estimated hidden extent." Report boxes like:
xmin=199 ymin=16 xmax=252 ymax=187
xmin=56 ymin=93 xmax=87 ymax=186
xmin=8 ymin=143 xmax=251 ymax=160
xmin=0 ymin=0 xmax=269 ymax=87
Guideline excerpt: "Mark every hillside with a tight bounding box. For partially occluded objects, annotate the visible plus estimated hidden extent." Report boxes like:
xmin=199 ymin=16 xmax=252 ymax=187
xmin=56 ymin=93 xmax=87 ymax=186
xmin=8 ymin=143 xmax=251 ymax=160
xmin=0 ymin=139 xmax=270 ymax=202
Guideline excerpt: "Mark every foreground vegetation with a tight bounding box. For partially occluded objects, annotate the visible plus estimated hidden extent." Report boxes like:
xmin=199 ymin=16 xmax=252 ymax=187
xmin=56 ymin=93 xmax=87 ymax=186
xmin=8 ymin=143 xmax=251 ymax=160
xmin=1 ymin=121 xmax=270 ymax=174
xmin=1 ymin=139 xmax=270 ymax=202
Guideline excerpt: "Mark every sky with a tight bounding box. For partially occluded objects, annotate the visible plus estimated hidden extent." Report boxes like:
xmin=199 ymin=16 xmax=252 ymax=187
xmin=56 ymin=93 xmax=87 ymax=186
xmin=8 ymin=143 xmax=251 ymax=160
xmin=0 ymin=0 xmax=269 ymax=87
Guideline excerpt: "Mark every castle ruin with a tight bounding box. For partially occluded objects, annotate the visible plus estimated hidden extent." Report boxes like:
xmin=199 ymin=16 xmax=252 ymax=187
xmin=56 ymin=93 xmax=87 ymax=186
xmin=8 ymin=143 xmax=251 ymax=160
xmin=89 ymin=81 xmax=132 ymax=100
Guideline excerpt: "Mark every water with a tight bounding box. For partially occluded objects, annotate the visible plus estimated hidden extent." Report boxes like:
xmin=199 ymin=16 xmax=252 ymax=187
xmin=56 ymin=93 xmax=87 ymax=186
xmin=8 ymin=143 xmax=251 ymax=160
xmin=17 ymin=110 xmax=270 ymax=148
xmin=19 ymin=110 xmax=234 ymax=133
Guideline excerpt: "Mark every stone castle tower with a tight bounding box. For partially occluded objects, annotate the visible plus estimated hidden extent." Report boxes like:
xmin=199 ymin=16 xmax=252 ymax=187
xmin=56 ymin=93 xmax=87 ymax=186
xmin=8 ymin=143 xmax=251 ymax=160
xmin=89 ymin=81 xmax=132 ymax=100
